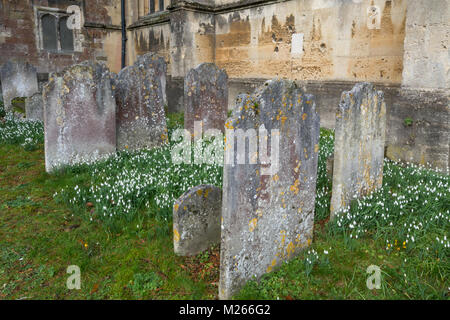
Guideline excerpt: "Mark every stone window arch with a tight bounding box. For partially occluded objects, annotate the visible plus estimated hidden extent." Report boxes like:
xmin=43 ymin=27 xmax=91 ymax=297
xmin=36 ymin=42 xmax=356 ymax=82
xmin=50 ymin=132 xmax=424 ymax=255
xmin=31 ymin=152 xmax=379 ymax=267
xmin=41 ymin=14 xmax=58 ymax=51
xmin=36 ymin=8 xmax=79 ymax=53
xmin=59 ymin=16 xmax=74 ymax=51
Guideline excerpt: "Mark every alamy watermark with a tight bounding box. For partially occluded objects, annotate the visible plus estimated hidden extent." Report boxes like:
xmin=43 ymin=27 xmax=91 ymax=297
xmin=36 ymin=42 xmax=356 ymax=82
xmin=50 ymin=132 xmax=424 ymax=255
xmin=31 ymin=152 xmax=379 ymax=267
xmin=66 ymin=5 xmax=82 ymax=30
xmin=366 ymin=265 xmax=381 ymax=290
xmin=171 ymin=121 xmax=280 ymax=176
xmin=66 ymin=265 xmax=81 ymax=290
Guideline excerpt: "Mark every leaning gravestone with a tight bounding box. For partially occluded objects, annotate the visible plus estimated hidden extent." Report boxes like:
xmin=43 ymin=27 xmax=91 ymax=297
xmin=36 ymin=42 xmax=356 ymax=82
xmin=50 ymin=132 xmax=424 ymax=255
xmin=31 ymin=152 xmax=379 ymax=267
xmin=184 ymin=63 xmax=228 ymax=137
xmin=26 ymin=92 xmax=44 ymax=121
xmin=219 ymin=79 xmax=320 ymax=299
xmin=330 ymin=82 xmax=386 ymax=219
xmin=43 ymin=61 xmax=116 ymax=172
xmin=115 ymin=53 xmax=168 ymax=151
xmin=173 ymin=184 xmax=222 ymax=256
xmin=0 ymin=60 xmax=38 ymax=112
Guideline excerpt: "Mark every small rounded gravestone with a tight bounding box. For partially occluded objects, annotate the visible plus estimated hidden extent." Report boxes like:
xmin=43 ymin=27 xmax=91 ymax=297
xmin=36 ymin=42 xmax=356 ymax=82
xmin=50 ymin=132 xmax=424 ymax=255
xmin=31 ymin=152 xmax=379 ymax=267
xmin=173 ymin=184 xmax=222 ymax=256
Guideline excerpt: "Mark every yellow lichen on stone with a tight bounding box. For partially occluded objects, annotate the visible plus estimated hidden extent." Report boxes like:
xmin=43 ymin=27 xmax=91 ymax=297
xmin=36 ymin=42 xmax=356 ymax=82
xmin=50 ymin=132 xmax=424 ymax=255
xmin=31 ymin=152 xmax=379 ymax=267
xmin=267 ymin=258 xmax=277 ymax=272
xmin=173 ymin=229 xmax=180 ymax=242
xmin=286 ymin=241 xmax=295 ymax=257
xmin=248 ymin=218 xmax=258 ymax=232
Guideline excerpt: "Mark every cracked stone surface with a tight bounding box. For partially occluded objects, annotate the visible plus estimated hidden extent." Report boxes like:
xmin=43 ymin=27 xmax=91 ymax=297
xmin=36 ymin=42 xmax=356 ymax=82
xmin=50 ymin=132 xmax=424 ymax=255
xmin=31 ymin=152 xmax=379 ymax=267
xmin=184 ymin=63 xmax=228 ymax=136
xmin=43 ymin=61 xmax=116 ymax=173
xmin=0 ymin=60 xmax=38 ymax=112
xmin=26 ymin=92 xmax=43 ymax=121
xmin=114 ymin=53 xmax=168 ymax=151
xmin=173 ymin=184 xmax=222 ymax=256
xmin=330 ymin=82 xmax=386 ymax=219
xmin=219 ymin=79 xmax=320 ymax=299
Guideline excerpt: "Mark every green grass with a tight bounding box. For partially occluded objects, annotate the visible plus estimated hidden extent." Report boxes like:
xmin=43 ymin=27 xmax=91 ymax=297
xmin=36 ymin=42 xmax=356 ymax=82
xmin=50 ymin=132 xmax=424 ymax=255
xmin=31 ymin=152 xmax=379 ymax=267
xmin=0 ymin=106 xmax=448 ymax=300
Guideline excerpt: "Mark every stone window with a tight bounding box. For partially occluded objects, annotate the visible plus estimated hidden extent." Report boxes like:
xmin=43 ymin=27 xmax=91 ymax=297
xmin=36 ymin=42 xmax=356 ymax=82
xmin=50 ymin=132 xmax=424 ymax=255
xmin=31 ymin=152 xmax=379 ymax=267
xmin=150 ymin=0 xmax=155 ymax=14
xmin=36 ymin=8 xmax=77 ymax=53
xmin=159 ymin=0 xmax=165 ymax=11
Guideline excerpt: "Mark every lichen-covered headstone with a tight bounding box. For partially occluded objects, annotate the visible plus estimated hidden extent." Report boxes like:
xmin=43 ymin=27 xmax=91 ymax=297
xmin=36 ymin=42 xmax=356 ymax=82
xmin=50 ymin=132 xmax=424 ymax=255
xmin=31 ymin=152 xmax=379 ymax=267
xmin=184 ymin=63 xmax=228 ymax=136
xmin=0 ymin=60 xmax=38 ymax=112
xmin=26 ymin=92 xmax=44 ymax=121
xmin=173 ymin=185 xmax=222 ymax=256
xmin=43 ymin=61 xmax=116 ymax=172
xmin=330 ymin=82 xmax=386 ymax=219
xmin=115 ymin=53 xmax=168 ymax=151
xmin=219 ymin=79 xmax=320 ymax=299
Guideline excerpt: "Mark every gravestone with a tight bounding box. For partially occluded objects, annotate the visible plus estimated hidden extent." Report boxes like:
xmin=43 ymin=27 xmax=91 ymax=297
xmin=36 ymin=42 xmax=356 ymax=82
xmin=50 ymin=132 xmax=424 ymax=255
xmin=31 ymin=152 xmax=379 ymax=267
xmin=219 ymin=79 xmax=320 ymax=299
xmin=330 ymin=82 xmax=386 ymax=219
xmin=184 ymin=63 xmax=228 ymax=137
xmin=173 ymin=184 xmax=222 ymax=256
xmin=0 ymin=60 xmax=38 ymax=112
xmin=136 ymin=53 xmax=167 ymax=106
xmin=115 ymin=53 xmax=168 ymax=151
xmin=43 ymin=61 xmax=116 ymax=172
xmin=26 ymin=92 xmax=44 ymax=121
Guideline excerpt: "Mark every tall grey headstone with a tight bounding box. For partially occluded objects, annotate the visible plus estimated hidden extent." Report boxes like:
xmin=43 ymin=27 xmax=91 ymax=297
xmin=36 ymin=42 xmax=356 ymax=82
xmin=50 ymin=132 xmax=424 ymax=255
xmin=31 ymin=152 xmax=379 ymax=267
xmin=0 ymin=60 xmax=38 ymax=112
xmin=43 ymin=61 xmax=116 ymax=172
xmin=219 ymin=79 xmax=320 ymax=299
xmin=26 ymin=92 xmax=44 ymax=121
xmin=184 ymin=63 xmax=228 ymax=137
xmin=115 ymin=53 xmax=168 ymax=151
xmin=173 ymin=184 xmax=222 ymax=256
xmin=330 ymin=82 xmax=386 ymax=219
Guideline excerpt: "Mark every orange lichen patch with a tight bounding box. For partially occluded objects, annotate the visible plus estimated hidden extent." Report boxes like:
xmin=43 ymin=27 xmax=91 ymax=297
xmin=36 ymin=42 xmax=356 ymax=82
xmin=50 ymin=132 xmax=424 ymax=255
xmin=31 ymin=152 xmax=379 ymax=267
xmin=225 ymin=121 xmax=234 ymax=129
xmin=248 ymin=218 xmax=258 ymax=232
xmin=196 ymin=189 xmax=203 ymax=197
xmin=286 ymin=241 xmax=295 ymax=257
xmin=272 ymin=174 xmax=279 ymax=182
xmin=302 ymin=113 xmax=307 ymax=121
xmin=314 ymin=144 xmax=319 ymax=153
xmin=267 ymin=258 xmax=277 ymax=273
xmin=174 ymin=203 xmax=179 ymax=212
xmin=290 ymin=178 xmax=300 ymax=194
xmin=294 ymin=160 xmax=301 ymax=173
xmin=173 ymin=229 xmax=180 ymax=242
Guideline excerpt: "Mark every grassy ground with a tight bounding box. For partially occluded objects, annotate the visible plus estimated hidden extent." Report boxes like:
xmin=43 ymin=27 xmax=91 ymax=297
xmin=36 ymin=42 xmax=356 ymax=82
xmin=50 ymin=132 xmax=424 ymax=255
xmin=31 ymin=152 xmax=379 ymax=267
xmin=0 ymin=105 xmax=448 ymax=300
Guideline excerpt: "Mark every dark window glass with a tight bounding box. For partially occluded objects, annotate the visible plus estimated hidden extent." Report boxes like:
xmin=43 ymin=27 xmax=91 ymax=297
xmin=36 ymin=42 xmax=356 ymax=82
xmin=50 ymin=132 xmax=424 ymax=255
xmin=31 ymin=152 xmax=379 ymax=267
xmin=159 ymin=0 xmax=164 ymax=11
xmin=59 ymin=17 xmax=74 ymax=51
xmin=42 ymin=14 xmax=57 ymax=51
xmin=150 ymin=0 xmax=155 ymax=13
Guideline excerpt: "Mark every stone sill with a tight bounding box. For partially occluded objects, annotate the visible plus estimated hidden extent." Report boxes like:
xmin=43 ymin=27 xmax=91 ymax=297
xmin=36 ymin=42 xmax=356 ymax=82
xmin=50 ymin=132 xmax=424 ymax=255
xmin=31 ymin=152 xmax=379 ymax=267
xmin=167 ymin=0 xmax=294 ymax=14
xmin=84 ymin=22 xmax=121 ymax=30
xmin=128 ymin=11 xmax=170 ymax=30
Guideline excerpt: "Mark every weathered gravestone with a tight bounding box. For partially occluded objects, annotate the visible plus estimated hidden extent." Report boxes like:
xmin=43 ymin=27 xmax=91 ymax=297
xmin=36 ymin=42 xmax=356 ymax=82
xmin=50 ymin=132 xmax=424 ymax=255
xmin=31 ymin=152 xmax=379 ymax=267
xmin=43 ymin=61 xmax=116 ymax=172
xmin=219 ymin=79 xmax=320 ymax=299
xmin=26 ymin=92 xmax=44 ymax=121
xmin=115 ymin=53 xmax=168 ymax=151
xmin=173 ymin=184 xmax=222 ymax=256
xmin=330 ymin=82 xmax=386 ymax=219
xmin=184 ymin=63 xmax=228 ymax=137
xmin=0 ymin=60 xmax=38 ymax=112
